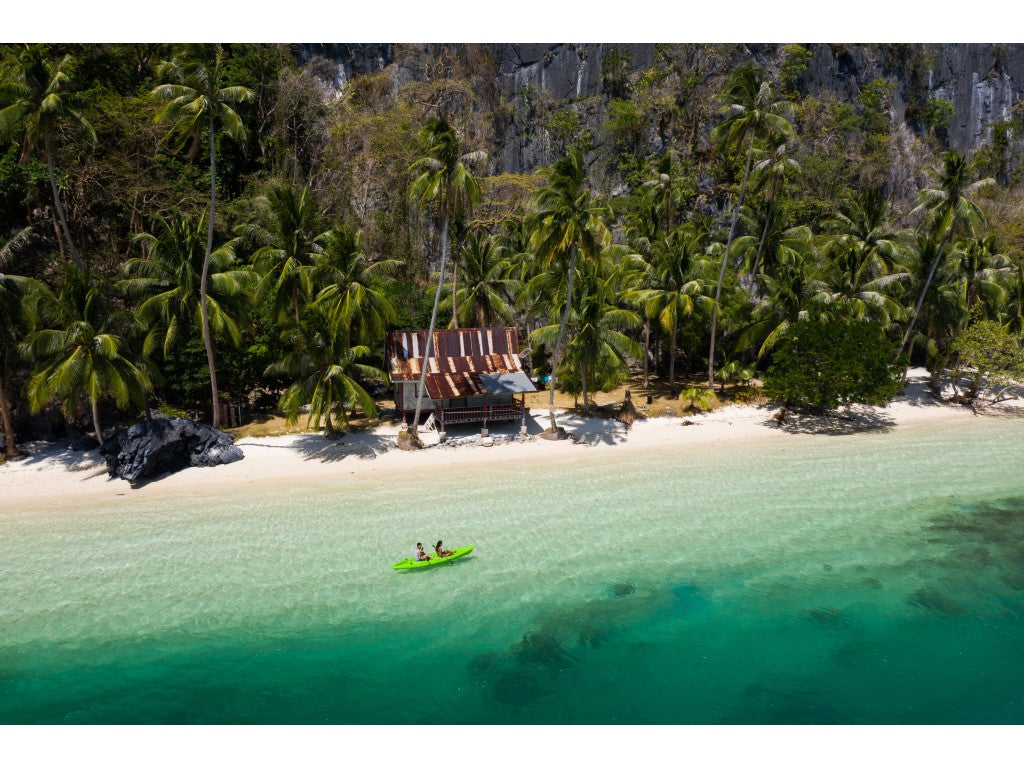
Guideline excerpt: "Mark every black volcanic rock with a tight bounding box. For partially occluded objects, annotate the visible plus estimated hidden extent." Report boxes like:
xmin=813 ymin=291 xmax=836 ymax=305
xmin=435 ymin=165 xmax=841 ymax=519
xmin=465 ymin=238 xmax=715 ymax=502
xmin=100 ymin=418 xmax=243 ymax=484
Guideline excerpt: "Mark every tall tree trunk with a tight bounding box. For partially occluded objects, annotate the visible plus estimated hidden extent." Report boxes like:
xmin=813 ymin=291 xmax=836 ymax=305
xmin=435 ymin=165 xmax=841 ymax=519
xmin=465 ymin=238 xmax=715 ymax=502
xmin=49 ymin=207 xmax=66 ymax=263
xmin=668 ymin=310 xmax=678 ymax=388
xmin=201 ymin=114 xmax=221 ymax=429
xmin=581 ymin=363 xmax=589 ymax=412
xmin=411 ymin=216 xmax=448 ymax=437
xmin=450 ymin=249 xmax=460 ymax=329
xmin=708 ymin=139 xmax=754 ymax=388
xmin=0 ymin=368 xmax=19 ymax=460
xmin=90 ymin=396 xmax=103 ymax=447
xmin=897 ymin=239 xmax=946 ymax=360
xmin=642 ymin=318 xmax=650 ymax=388
xmin=748 ymin=197 xmax=776 ymax=298
xmin=548 ymin=246 xmax=578 ymax=432
xmin=45 ymin=136 xmax=83 ymax=271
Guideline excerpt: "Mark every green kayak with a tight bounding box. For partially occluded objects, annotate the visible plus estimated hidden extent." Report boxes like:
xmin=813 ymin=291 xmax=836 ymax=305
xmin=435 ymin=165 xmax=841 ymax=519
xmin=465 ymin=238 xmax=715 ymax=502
xmin=392 ymin=546 xmax=475 ymax=570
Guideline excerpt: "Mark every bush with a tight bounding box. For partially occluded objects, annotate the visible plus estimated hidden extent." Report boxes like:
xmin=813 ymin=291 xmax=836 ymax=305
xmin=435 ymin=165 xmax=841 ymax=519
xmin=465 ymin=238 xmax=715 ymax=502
xmin=764 ymin=320 xmax=905 ymax=410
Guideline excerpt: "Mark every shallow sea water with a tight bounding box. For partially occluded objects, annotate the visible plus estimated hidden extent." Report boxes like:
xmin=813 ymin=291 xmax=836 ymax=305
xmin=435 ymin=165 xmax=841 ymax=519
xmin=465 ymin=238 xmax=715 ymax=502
xmin=2 ymin=416 xmax=1024 ymax=724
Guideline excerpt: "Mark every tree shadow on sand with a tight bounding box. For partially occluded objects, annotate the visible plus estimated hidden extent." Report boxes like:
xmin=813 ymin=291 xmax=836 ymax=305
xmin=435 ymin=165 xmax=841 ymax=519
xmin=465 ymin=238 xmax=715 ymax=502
xmin=763 ymin=407 xmax=896 ymax=435
xmin=285 ymin=433 xmax=395 ymax=463
xmin=14 ymin=444 xmax=110 ymax=479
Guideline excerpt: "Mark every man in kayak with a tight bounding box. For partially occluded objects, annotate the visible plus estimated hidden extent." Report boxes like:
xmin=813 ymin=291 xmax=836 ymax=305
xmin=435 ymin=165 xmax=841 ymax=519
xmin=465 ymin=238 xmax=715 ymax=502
xmin=415 ymin=543 xmax=432 ymax=561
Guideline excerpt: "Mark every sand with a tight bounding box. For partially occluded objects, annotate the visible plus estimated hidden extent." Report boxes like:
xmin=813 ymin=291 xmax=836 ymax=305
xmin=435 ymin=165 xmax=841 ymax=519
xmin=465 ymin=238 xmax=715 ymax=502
xmin=2 ymin=368 xmax=1020 ymax=512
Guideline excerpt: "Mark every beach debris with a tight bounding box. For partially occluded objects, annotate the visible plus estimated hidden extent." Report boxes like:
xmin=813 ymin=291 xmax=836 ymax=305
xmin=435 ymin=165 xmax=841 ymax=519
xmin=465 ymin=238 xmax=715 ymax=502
xmin=540 ymin=425 xmax=570 ymax=441
xmin=100 ymin=417 xmax=243 ymax=484
xmin=395 ymin=429 xmax=423 ymax=451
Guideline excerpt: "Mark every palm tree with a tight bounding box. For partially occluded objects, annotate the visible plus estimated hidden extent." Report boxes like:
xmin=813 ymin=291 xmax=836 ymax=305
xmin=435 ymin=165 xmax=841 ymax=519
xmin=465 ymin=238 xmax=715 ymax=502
xmin=0 ymin=46 xmax=96 ymax=270
xmin=1000 ymin=263 xmax=1024 ymax=333
xmin=0 ymin=226 xmax=36 ymax=460
xmin=533 ymin=257 xmax=641 ymax=411
xmin=746 ymin=142 xmax=800 ymax=295
xmin=528 ymin=148 xmax=611 ymax=432
xmin=898 ymin=150 xmax=994 ymax=358
xmin=954 ymin=234 xmax=1010 ymax=318
xmin=151 ymin=43 xmax=253 ymax=428
xmin=444 ymin=228 xmax=520 ymax=328
xmin=312 ymin=224 xmax=401 ymax=348
xmin=736 ymin=233 xmax=830 ymax=359
xmin=625 ymin=222 xmax=714 ymax=389
xmin=265 ymin=300 xmax=387 ymax=436
xmin=817 ymin=189 xmax=910 ymax=327
xmin=640 ymin=149 xmax=693 ymax=235
xmin=124 ymin=212 xmax=253 ymax=361
xmin=20 ymin=268 xmax=155 ymax=446
xmin=406 ymin=117 xmax=485 ymax=438
xmin=243 ymin=184 xmax=320 ymax=327
xmin=707 ymin=66 xmax=794 ymax=387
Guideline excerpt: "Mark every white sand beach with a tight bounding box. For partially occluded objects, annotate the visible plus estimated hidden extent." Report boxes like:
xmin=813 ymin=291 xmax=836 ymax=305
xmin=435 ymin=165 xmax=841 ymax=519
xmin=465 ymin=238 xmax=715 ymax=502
xmin=1 ymin=369 xmax=1020 ymax=512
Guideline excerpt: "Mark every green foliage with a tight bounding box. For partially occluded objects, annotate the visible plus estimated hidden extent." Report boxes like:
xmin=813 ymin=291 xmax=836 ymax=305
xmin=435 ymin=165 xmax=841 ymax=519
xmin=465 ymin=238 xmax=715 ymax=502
xmin=548 ymin=107 xmax=593 ymax=156
xmin=859 ymin=78 xmax=895 ymax=113
xmin=603 ymin=98 xmax=644 ymax=153
xmin=920 ymin=98 xmax=955 ymax=135
xmin=950 ymin=315 xmax=1024 ymax=402
xmin=764 ymin=320 xmax=905 ymax=410
xmin=601 ymin=49 xmax=632 ymax=99
xmin=780 ymin=44 xmax=813 ymax=99
xmin=679 ymin=386 xmax=713 ymax=412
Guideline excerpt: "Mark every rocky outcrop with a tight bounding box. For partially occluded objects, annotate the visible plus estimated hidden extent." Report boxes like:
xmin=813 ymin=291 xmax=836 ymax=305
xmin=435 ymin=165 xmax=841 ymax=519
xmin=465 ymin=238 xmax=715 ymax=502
xmin=100 ymin=417 xmax=244 ymax=485
xmin=299 ymin=42 xmax=1024 ymax=165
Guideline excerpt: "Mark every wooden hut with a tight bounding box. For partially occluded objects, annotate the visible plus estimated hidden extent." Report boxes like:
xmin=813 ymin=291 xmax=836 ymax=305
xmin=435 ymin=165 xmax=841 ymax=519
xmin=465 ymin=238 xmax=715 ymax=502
xmin=386 ymin=327 xmax=537 ymax=434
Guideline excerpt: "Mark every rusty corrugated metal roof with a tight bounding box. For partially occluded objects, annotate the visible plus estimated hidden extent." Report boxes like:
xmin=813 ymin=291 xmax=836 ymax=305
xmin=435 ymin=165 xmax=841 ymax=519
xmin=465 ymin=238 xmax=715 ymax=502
xmin=387 ymin=327 xmax=523 ymax=381
xmin=387 ymin=327 xmax=535 ymax=400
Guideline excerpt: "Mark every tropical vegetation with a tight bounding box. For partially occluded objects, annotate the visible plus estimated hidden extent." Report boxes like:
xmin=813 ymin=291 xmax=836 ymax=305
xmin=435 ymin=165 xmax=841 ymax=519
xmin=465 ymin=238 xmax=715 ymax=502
xmin=1 ymin=43 xmax=1023 ymax=454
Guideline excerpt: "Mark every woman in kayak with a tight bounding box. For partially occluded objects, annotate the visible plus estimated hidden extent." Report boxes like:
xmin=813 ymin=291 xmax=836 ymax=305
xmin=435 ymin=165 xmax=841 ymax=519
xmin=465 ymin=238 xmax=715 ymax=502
xmin=415 ymin=543 xmax=431 ymax=561
xmin=435 ymin=540 xmax=454 ymax=558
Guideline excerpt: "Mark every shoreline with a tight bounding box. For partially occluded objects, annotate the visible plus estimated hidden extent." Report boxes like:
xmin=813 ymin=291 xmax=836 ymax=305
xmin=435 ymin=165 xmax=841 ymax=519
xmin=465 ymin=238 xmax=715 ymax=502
xmin=2 ymin=369 xmax=1021 ymax=513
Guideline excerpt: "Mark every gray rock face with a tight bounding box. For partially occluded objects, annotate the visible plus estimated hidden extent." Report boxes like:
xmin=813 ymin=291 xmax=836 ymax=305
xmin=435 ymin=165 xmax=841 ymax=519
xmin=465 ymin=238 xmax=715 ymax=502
xmin=299 ymin=42 xmax=1024 ymax=174
xmin=100 ymin=418 xmax=243 ymax=485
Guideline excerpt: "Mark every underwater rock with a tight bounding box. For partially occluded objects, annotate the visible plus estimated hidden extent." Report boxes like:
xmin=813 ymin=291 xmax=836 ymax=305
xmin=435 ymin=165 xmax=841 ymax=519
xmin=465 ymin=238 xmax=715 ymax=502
xmin=100 ymin=417 xmax=243 ymax=484
xmin=807 ymin=607 xmax=848 ymax=627
xmin=611 ymin=582 xmax=636 ymax=598
xmin=670 ymin=583 xmax=710 ymax=614
xmin=908 ymin=587 xmax=966 ymax=615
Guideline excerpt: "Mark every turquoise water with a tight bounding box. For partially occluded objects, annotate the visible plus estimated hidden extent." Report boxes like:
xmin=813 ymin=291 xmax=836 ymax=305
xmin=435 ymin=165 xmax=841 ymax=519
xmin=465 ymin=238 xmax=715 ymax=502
xmin=2 ymin=416 xmax=1024 ymax=724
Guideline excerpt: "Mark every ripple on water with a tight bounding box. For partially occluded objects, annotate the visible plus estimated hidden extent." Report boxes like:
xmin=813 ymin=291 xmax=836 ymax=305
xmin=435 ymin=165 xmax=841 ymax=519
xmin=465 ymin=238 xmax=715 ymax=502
xmin=2 ymin=416 xmax=1024 ymax=723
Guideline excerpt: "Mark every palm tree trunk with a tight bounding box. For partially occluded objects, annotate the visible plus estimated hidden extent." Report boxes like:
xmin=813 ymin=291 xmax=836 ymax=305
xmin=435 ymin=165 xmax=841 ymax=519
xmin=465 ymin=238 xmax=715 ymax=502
xmin=201 ymin=113 xmax=221 ymax=429
xmin=548 ymin=246 xmax=578 ymax=431
xmin=0 ymin=368 xmax=19 ymax=460
xmin=749 ymin=197 xmax=775 ymax=298
xmin=411 ymin=216 xmax=448 ymax=437
xmin=708 ymin=139 xmax=754 ymax=388
xmin=897 ymin=239 xmax=946 ymax=359
xmin=642 ymin=318 xmax=650 ymax=388
xmin=450 ymin=257 xmax=459 ymax=329
xmin=581 ymin=364 xmax=589 ymax=412
xmin=91 ymin=396 xmax=103 ymax=447
xmin=669 ymin=311 xmax=678 ymax=388
xmin=45 ymin=135 xmax=83 ymax=272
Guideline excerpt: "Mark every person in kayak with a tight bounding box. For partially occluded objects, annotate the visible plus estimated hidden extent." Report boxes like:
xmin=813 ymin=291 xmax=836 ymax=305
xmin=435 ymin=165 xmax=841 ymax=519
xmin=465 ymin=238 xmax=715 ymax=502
xmin=435 ymin=540 xmax=454 ymax=558
xmin=415 ymin=543 xmax=431 ymax=561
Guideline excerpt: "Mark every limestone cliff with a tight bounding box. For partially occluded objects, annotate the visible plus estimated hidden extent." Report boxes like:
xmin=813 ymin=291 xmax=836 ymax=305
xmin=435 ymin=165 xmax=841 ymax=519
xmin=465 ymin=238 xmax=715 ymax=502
xmin=296 ymin=43 xmax=1022 ymax=175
